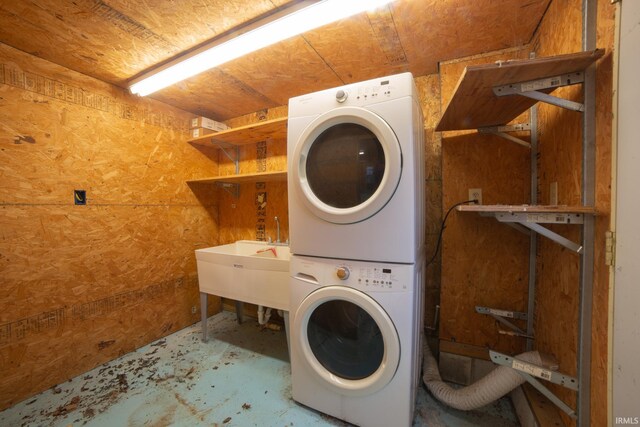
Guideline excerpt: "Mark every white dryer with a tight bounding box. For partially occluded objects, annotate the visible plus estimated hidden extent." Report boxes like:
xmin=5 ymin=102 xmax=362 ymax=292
xmin=287 ymin=73 xmax=424 ymax=264
xmin=289 ymin=255 xmax=424 ymax=427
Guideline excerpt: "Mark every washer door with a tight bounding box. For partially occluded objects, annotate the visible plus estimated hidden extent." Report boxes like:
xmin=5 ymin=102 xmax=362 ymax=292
xmin=292 ymin=107 xmax=402 ymax=224
xmin=293 ymin=286 xmax=400 ymax=396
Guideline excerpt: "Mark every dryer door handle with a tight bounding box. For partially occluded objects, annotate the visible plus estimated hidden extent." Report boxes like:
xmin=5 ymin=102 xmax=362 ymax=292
xmin=293 ymin=272 xmax=319 ymax=285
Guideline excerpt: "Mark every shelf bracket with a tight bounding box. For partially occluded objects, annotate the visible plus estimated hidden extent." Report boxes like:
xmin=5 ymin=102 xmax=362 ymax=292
xmin=518 ymin=90 xmax=584 ymax=112
xmin=212 ymin=141 xmax=240 ymax=197
xmin=490 ymin=350 xmax=578 ymax=419
xmin=480 ymin=212 xmax=531 ymax=234
xmin=504 ymin=221 xmax=532 ymax=235
xmin=493 ymin=211 xmax=585 ymax=225
xmin=490 ymin=212 xmax=585 ymax=253
xmin=520 ymin=222 xmax=583 ymax=254
xmin=217 ymin=182 xmax=240 ymax=198
xmin=476 ymin=306 xmax=528 ymax=336
xmin=478 ymin=123 xmax=531 ymax=148
xmin=493 ymin=71 xmax=585 ymax=112
xmin=214 ymin=142 xmax=240 ymax=174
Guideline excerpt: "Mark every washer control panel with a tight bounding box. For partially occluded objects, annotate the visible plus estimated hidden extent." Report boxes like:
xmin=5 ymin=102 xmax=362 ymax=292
xmin=357 ymin=266 xmax=397 ymax=289
xmin=334 ymin=263 xmax=406 ymax=291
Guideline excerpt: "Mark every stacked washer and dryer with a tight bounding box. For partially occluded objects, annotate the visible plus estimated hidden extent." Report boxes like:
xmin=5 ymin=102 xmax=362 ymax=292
xmin=287 ymin=73 xmax=425 ymax=427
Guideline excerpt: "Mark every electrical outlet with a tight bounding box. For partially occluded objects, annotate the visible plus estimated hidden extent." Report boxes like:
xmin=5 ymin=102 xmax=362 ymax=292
xmin=191 ymin=306 xmax=197 ymax=315
xmin=74 ymin=189 xmax=86 ymax=205
xmin=469 ymin=188 xmax=482 ymax=205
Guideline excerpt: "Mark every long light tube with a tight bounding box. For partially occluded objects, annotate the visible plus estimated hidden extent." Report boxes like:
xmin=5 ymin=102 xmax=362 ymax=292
xmin=129 ymin=0 xmax=393 ymax=96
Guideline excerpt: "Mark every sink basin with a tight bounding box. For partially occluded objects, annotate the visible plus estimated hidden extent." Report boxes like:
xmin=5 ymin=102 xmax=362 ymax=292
xmin=195 ymin=240 xmax=290 ymax=311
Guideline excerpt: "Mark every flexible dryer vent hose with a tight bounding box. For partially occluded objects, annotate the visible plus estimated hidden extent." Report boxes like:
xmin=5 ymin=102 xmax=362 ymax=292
xmin=422 ymin=339 xmax=553 ymax=411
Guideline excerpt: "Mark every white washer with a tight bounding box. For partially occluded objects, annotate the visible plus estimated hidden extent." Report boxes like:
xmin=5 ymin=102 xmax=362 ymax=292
xmin=289 ymin=255 xmax=424 ymax=427
xmin=287 ymin=72 xmax=424 ymax=264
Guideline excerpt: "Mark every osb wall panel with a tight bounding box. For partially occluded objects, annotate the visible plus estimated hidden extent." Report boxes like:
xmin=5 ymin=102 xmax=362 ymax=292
xmin=530 ymin=0 xmax=615 ymax=425
xmin=440 ymin=48 xmax=533 ymax=356
xmin=0 ymin=43 xmax=219 ymax=410
xmin=415 ymin=75 xmax=443 ymax=334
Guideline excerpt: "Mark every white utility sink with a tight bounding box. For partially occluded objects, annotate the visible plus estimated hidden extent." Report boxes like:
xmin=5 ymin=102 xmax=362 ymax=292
xmin=196 ymin=240 xmax=291 ymax=312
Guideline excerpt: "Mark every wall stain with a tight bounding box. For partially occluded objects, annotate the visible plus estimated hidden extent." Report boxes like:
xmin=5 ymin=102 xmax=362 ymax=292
xmin=97 ymin=340 xmax=116 ymax=350
xmin=14 ymin=135 xmax=36 ymax=144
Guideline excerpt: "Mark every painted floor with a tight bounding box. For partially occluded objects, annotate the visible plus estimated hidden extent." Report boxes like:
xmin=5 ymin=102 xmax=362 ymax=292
xmin=0 ymin=312 xmax=519 ymax=427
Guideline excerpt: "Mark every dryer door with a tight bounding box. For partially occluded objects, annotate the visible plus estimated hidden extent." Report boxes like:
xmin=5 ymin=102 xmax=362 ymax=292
xmin=291 ymin=107 xmax=402 ymax=224
xmin=293 ymin=285 xmax=400 ymax=396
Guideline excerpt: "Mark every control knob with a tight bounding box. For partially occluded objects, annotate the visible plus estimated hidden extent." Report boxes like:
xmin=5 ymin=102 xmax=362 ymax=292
xmin=336 ymin=266 xmax=350 ymax=280
xmin=335 ymin=89 xmax=348 ymax=103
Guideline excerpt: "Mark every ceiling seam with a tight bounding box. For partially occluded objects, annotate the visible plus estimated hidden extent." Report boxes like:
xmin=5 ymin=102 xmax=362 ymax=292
xmin=527 ymin=0 xmax=555 ymax=46
xmin=299 ymin=34 xmax=345 ymax=85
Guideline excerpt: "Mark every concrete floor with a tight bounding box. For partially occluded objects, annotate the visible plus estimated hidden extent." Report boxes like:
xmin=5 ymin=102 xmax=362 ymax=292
xmin=0 ymin=312 xmax=519 ymax=427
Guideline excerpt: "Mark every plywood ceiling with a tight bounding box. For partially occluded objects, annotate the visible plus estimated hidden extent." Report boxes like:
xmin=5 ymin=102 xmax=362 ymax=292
xmin=0 ymin=0 xmax=551 ymax=121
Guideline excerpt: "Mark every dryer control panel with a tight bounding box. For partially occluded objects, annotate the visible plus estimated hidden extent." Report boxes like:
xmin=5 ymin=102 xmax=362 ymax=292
xmin=335 ymin=78 xmax=398 ymax=107
xmin=288 ymin=72 xmax=415 ymax=119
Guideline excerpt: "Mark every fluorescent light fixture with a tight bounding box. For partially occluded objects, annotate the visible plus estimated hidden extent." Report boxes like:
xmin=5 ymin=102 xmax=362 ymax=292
xmin=129 ymin=0 xmax=394 ymax=96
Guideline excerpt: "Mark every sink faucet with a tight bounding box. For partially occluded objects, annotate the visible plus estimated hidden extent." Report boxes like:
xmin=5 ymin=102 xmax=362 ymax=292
xmin=274 ymin=216 xmax=281 ymax=243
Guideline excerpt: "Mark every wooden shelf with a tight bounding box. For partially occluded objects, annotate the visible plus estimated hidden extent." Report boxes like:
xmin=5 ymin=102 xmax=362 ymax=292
xmin=188 ymin=117 xmax=287 ymax=147
xmin=436 ymin=49 xmax=604 ymax=131
xmin=187 ymin=170 xmax=287 ymax=185
xmin=457 ymin=204 xmax=597 ymax=214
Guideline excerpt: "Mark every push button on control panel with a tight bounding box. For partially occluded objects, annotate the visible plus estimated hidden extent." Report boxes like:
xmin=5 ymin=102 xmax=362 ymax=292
xmin=357 ymin=266 xmax=397 ymax=289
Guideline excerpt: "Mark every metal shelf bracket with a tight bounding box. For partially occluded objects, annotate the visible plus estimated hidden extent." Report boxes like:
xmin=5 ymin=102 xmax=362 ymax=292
xmin=490 ymin=212 xmax=585 ymax=253
xmin=493 ymin=72 xmax=586 ymax=112
xmin=490 ymin=350 xmax=578 ymax=419
xmin=217 ymin=182 xmax=240 ymax=198
xmin=476 ymin=306 xmax=529 ymax=337
xmin=212 ymin=142 xmax=240 ymax=174
xmin=211 ymin=142 xmax=240 ymax=197
xmin=521 ymin=222 xmax=583 ymax=253
xmin=478 ymin=123 xmax=531 ymax=148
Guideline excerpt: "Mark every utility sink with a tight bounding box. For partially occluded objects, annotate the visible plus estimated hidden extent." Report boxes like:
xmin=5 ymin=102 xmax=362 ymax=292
xmin=195 ymin=240 xmax=290 ymax=312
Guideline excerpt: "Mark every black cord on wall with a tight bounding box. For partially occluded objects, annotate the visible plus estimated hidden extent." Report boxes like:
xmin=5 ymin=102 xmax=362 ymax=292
xmin=426 ymin=199 xmax=479 ymax=267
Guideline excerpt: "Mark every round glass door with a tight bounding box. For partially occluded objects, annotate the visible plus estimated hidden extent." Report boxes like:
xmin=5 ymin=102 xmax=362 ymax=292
xmin=308 ymin=298 xmax=384 ymax=380
xmin=292 ymin=107 xmax=402 ymax=224
xmin=293 ymin=286 xmax=400 ymax=396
